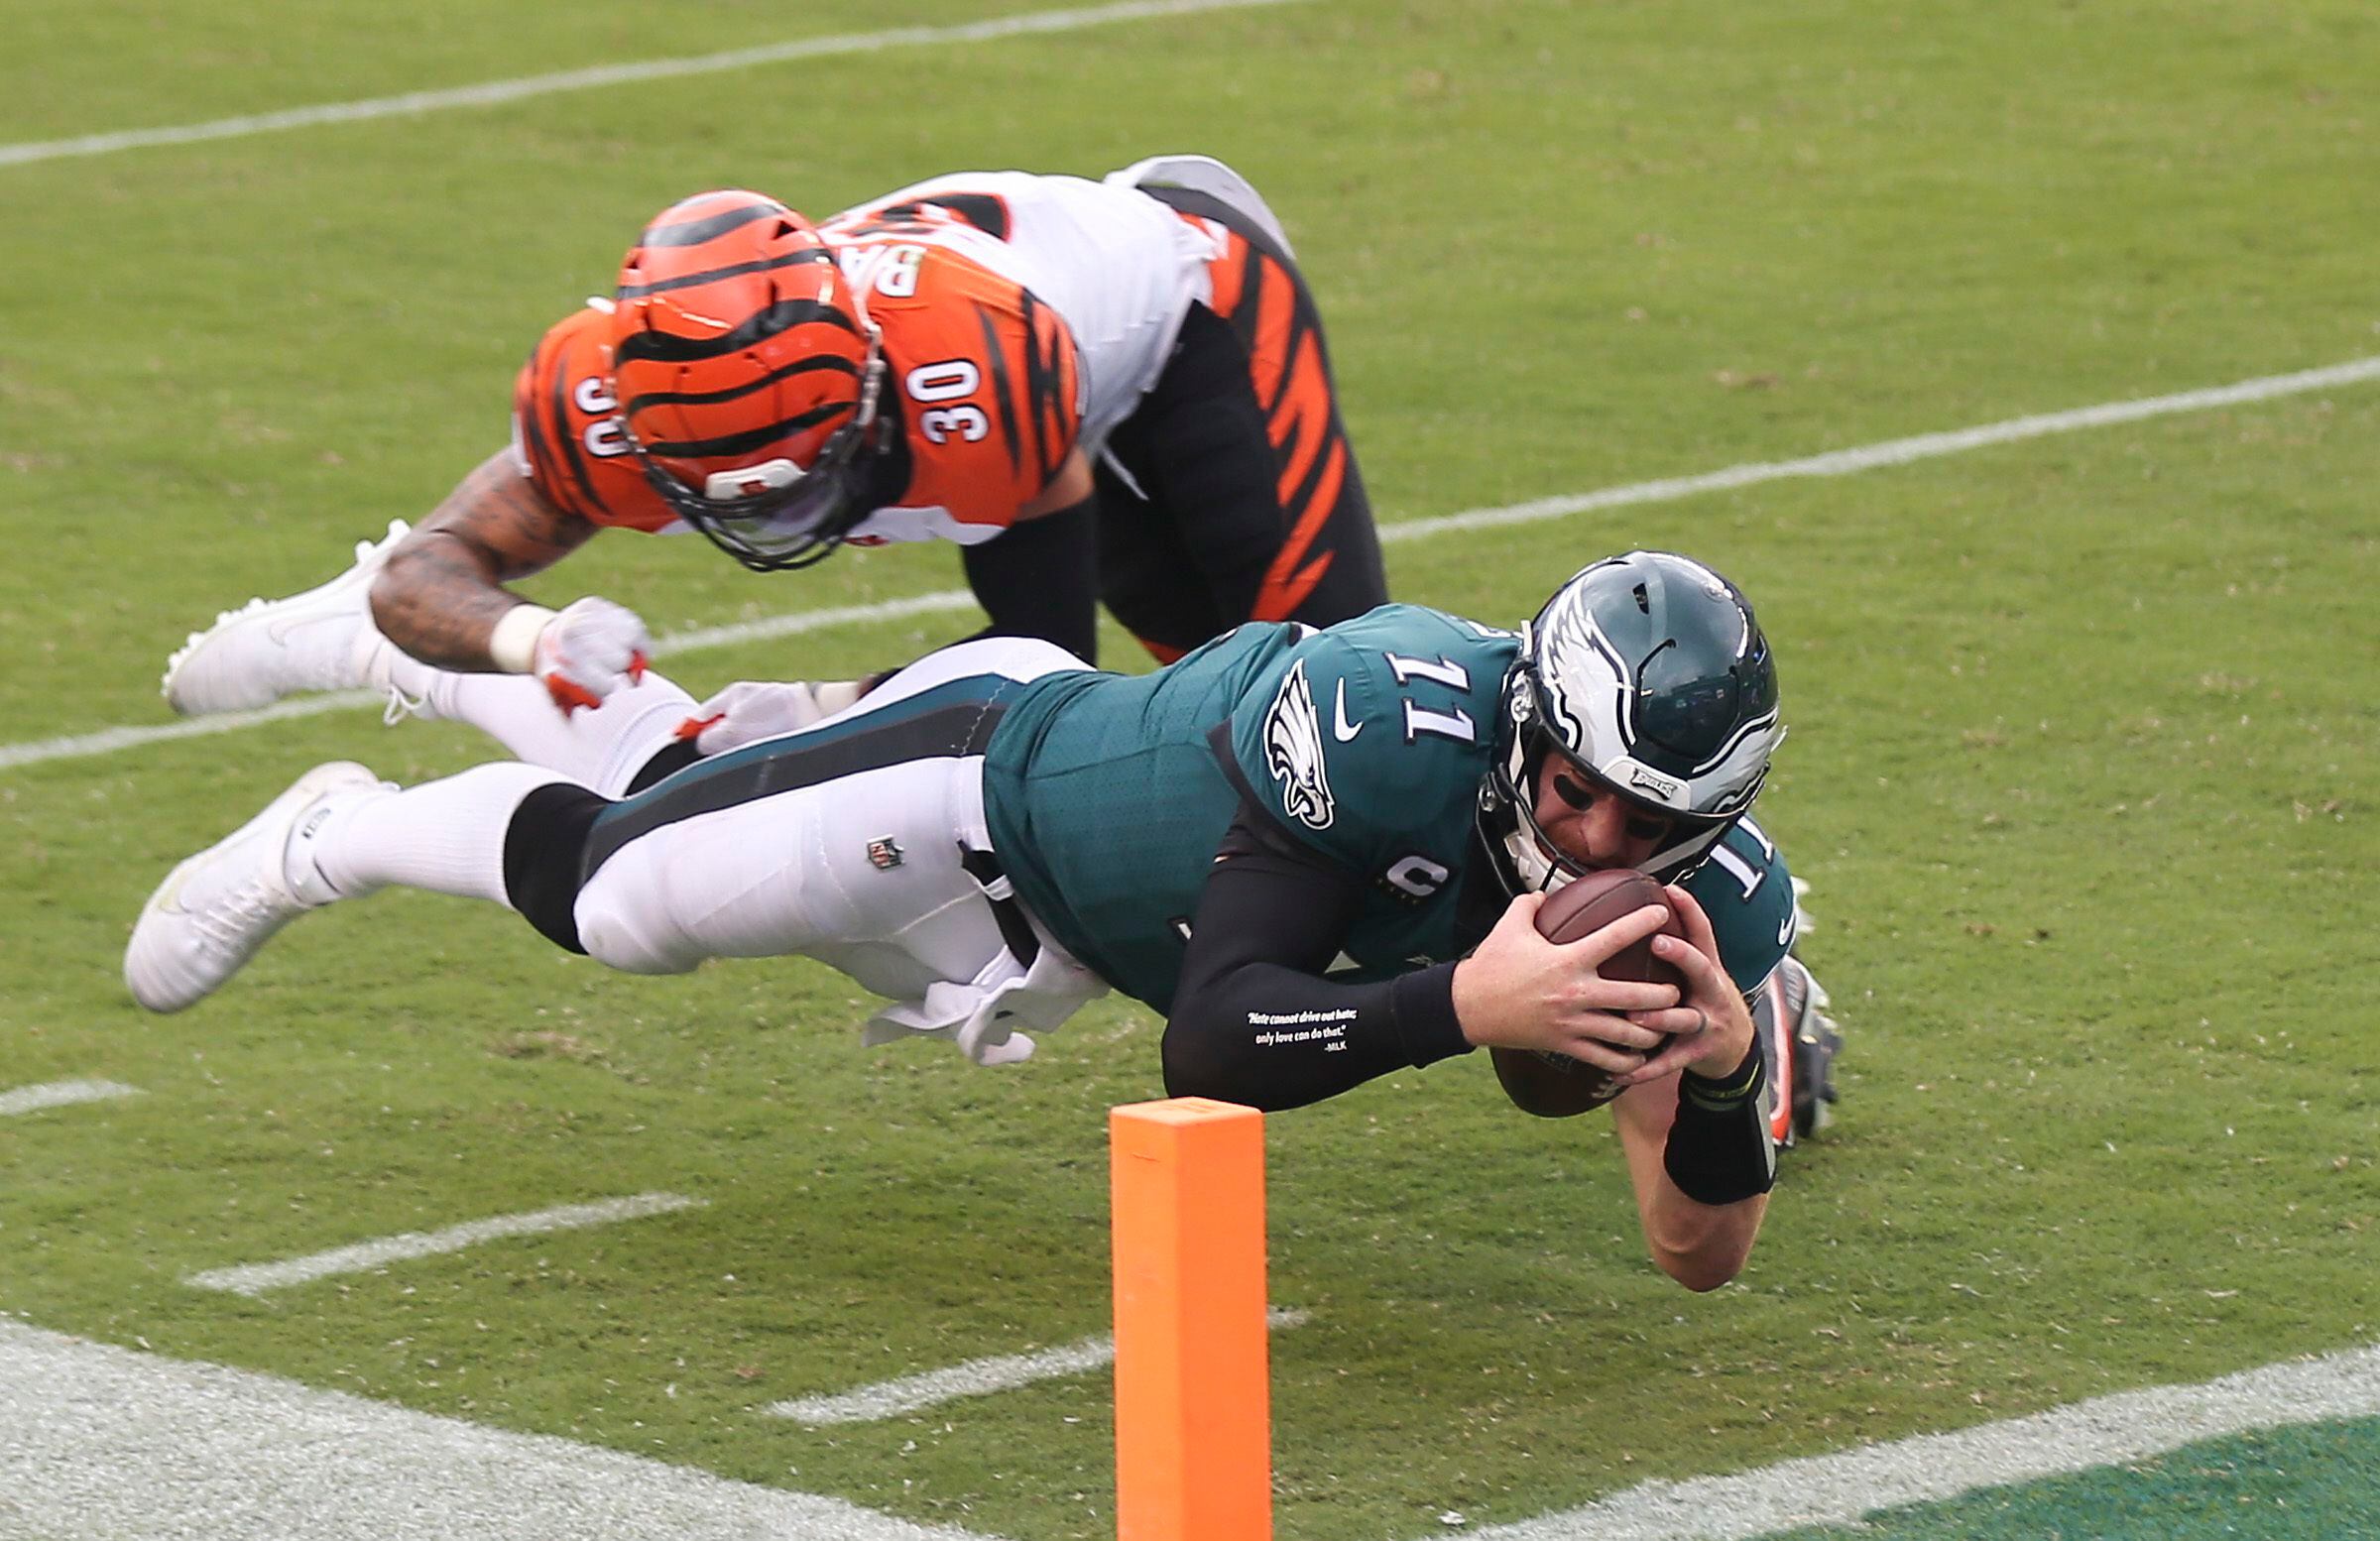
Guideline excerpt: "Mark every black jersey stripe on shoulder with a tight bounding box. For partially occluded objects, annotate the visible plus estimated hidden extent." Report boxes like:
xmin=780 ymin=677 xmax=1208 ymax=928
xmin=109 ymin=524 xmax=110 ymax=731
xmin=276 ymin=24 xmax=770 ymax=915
xmin=1015 ymin=291 xmax=1072 ymax=479
xmin=863 ymin=192 xmax=1012 ymax=241
xmin=1231 ymin=243 xmax=1268 ymax=355
xmin=974 ymin=301 xmax=1023 ymax=477
xmin=544 ymin=350 xmax=603 ymax=515
xmin=529 ymin=348 xmax=613 ymax=519
xmin=927 ymin=192 xmax=1012 ymax=240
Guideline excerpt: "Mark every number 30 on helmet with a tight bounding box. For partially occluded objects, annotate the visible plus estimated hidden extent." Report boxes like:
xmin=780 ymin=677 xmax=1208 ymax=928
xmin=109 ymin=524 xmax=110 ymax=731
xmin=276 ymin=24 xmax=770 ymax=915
xmin=1481 ymin=550 xmax=1785 ymax=890
xmin=609 ymin=190 xmax=891 ymax=571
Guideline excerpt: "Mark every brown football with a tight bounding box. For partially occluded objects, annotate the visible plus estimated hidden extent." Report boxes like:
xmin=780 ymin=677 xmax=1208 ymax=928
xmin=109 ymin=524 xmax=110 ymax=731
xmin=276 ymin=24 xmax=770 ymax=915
xmin=1491 ymin=869 xmax=1688 ymax=1119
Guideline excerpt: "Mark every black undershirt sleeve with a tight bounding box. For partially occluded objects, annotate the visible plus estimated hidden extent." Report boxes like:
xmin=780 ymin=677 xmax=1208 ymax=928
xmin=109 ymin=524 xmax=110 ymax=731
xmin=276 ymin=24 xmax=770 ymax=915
xmin=959 ymin=493 xmax=1100 ymax=663
xmin=1161 ymin=805 xmax=1473 ymax=1112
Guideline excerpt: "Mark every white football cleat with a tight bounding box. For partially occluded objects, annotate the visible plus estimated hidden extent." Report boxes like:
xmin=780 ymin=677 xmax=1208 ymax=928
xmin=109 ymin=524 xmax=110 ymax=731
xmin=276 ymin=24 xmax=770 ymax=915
xmin=124 ymin=762 xmax=387 ymax=1012
xmin=162 ymin=521 xmax=409 ymax=715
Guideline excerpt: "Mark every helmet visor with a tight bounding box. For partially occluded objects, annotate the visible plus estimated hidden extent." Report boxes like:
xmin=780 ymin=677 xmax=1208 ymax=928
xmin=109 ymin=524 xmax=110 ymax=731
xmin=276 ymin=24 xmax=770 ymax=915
xmin=1632 ymin=633 xmax=1779 ymax=769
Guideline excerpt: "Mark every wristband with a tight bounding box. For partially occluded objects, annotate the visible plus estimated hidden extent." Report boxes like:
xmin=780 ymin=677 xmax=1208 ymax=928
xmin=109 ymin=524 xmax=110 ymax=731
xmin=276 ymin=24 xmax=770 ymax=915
xmin=1663 ymin=1043 xmax=1776 ymax=1206
xmin=487 ymin=604 xmax=557 ymax=675
xmin=1680 ymin=1042 xmax=1764 ymax=1105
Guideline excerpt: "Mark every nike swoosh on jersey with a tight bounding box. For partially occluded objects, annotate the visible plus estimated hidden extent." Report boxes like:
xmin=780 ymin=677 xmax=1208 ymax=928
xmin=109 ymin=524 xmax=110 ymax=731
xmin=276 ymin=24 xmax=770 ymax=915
xmin=1332 ymin=679 xmax=1364 ymax=742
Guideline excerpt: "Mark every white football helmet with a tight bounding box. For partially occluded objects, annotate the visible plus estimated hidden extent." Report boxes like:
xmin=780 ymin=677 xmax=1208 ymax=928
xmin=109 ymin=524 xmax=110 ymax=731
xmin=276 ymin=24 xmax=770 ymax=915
xmin=1481 ymin=551 xmax=1784 ymax=890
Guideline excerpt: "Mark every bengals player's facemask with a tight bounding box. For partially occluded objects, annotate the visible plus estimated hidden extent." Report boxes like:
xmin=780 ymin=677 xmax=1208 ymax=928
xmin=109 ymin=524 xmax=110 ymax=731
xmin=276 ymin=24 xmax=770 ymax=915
xmin=610 ymin=190 xmax=892 ymax=572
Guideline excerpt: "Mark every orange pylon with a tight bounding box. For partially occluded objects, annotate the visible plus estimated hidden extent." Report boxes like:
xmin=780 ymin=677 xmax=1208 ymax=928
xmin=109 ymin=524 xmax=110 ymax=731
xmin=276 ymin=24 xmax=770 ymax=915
xmin=1110 ymin=1098 xmax=1271 ymax=1541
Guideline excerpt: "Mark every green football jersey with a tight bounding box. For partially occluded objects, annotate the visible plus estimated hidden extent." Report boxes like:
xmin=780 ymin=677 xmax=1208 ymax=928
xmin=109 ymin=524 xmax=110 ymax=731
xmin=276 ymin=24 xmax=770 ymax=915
xmin=981 ymin=604 xmax=1796 ymax=1012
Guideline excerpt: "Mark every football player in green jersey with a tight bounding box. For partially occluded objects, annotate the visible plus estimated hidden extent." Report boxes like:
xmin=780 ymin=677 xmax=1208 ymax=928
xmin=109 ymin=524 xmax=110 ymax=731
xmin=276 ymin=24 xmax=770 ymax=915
xmin=129 ymin=551 xmax=1809 ymax=1291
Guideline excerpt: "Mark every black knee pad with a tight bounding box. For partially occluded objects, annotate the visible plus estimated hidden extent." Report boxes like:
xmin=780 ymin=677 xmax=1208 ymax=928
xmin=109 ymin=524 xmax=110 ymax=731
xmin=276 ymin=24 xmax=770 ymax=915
xmin=502 ymin=782 xmax=610 ymax=955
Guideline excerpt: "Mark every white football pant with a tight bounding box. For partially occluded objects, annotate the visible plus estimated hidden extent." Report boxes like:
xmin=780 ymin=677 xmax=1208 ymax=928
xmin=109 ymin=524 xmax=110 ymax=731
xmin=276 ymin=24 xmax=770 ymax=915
xmin=570 ymin=638 xmax=1086 ymax=1006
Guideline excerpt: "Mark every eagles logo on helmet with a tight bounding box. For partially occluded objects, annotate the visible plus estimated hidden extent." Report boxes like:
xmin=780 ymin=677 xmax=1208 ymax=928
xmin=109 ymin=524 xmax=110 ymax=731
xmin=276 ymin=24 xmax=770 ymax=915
xmin=1479 ymin=550 xmax=1784 ymax=892
xmin=609 ymin=190 xmax=894 ymax=571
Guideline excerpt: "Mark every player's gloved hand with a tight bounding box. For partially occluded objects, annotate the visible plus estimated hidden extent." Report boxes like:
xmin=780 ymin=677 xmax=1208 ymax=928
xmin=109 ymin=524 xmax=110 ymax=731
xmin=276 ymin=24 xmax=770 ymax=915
xmin=675 ymin=679 xmax=866 ymax=756
xmin=958 ymin=1009 xmax=1036 ymax=1068
xmin=514 ymin=597 xmax=651 ymax=713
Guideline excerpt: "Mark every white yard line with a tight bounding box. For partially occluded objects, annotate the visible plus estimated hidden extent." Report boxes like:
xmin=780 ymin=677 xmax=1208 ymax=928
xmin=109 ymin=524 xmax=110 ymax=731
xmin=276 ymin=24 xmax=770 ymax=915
xmin=0 ymin=1078 xmax=142 ymax=1117
xmin=1385 ymin=353 xmax=2380 ymax=543
xmin=6 ymin=354 xmax=2374 ymax=777
xmin=4 ymin=1311 xmax=2373 ymax=1541
xmin=0 ymin=1319 xmax=1002 ymax=1541
xmin=0 ymin=0 xmax=1304 ymax=170
xmin=766 ymin=1306 xmax=1309 ymax=1426
xmin=181 ymin=1193 xmax=704 ymax=1297
xmin=1459 ymin=1340 xmax=2380 ymax=1541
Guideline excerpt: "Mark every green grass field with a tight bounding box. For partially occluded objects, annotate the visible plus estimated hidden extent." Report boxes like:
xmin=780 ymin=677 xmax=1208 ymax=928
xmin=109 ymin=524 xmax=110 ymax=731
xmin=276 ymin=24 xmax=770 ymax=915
xmin=3 ymin=2 xmax=2376 ymax=1537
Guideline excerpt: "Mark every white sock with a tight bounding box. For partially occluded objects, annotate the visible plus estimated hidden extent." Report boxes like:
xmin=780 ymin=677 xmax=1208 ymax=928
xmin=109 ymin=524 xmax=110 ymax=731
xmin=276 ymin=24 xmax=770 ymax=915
xmin=301 ymin=763 xmax=576 ymax=904
xmin=381 ymin=654 xmax=697 ymax=797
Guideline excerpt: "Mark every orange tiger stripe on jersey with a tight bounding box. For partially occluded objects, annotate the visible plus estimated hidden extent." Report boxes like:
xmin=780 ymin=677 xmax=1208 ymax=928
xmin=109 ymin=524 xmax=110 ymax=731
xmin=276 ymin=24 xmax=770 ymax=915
xmin=1253 ymin=325 xmax=1350 ymax=621
xmin=512 ymin=305 xmax=677 ymax=533
xmin=1170 ymin=206 xmax=1364 ymax=627
xmin=847 ymin=237 xmax=1084 ymax=529
xmin=1245 ymin=258 xmax=1296 ymax=413
xmin=1189 ymin=223 xmax=1299 ymax=410
xmin=1200 ymin=224 xmax=1251 ymax=317
xmin=1252 ymin=438 xmax=1346 ymax=621
xmin=1270 ymin=332 xmax=1329 ymax=503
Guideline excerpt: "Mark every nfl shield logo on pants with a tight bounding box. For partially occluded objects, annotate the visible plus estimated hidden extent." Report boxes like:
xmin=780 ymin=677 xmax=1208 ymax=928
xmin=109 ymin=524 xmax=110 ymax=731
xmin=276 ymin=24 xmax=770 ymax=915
xmin=866 ymin=837 xmax=904 ymax=871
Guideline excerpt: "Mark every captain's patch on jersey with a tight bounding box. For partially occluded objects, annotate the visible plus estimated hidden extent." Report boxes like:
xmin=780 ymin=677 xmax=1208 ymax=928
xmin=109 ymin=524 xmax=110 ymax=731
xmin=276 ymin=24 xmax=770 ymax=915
xmin=1262 ymin=658 xmax=1337 ymax=829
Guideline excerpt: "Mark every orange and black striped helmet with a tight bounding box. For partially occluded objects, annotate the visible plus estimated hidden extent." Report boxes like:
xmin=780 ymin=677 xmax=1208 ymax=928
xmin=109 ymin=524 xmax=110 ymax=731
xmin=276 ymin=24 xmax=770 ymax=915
xmin=610 ymin=190 xmax=891 ymax=571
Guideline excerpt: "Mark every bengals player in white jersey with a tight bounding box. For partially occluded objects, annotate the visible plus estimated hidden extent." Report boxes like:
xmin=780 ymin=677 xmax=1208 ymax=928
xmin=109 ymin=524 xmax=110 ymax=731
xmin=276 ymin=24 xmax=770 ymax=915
xmin=162 ymin=158 xmax=1389 ymax=728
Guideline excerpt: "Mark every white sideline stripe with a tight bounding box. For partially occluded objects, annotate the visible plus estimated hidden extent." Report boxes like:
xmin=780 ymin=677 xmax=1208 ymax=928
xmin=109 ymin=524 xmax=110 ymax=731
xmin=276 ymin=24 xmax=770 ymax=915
xmin=6 ymin=353 xmax=2376 ymax=777
xmin=1459 ymin=1340 xmax=2380 ymax=1541
xmin=0 ymin=1078 xmax=142 ymax=1117
xmin=0 ymin=0 xmax=1303 ymax=170
xmin=3 ymin=1320 xmax=2372 ymax=1541
xmin=0 ymin=1320 xmax=1002 ymax=1541
xmin=181 ymin=1192 xmax=704 ymax=1297
xmin=765 ymin=1306 xmax=1310 ymax=1426
xmin=1387 ymin=353 xmax=2380 ymax=542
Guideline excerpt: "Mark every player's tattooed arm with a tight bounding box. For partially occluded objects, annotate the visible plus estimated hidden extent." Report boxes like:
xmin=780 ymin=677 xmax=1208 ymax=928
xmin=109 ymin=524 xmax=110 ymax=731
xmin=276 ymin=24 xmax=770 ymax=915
xmin=371 ymin=449 xmax=601 ymax=670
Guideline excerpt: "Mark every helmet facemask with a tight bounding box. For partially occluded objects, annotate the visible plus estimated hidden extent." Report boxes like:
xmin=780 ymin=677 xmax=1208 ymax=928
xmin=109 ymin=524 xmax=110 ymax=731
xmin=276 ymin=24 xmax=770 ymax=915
xmin=622 ymin=323 xmax=890 ymax=572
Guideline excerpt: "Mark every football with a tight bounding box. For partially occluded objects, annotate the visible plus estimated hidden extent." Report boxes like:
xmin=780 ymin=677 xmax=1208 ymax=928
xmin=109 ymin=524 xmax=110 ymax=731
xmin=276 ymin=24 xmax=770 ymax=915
xmin=1490 ymin=869 xmax=1688 ymax=1118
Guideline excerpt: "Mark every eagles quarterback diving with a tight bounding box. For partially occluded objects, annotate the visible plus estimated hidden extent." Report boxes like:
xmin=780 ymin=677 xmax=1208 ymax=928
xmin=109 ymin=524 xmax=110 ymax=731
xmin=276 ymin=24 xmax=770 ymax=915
xmin=127 ymin=551 xmax=1837 ymax=1291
